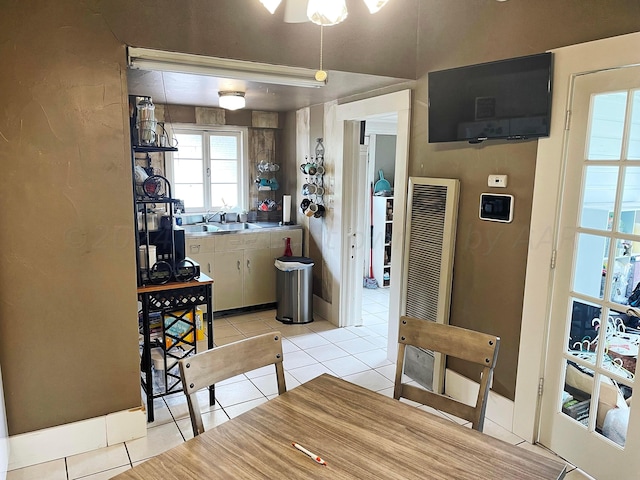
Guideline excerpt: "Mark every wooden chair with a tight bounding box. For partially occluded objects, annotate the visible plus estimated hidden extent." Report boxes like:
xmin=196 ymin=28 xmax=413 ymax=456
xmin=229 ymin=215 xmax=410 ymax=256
xmin=178 ymin=331 xmax=286 ymax=436
xmin=394 ymin=316 xmax=500 ymax=431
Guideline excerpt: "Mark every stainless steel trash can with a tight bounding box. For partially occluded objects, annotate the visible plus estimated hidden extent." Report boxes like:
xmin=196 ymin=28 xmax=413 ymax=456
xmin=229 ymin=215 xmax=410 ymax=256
xmin=275 ymin=256 xmax=314 ymax=324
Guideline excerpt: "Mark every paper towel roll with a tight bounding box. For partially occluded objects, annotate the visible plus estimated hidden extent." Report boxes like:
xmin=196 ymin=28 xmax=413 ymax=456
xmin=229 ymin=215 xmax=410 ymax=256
xmin=283 ymin=195 xmax=291 ymax=223
xmin=138 ymin=245 xmax=157 ymax=269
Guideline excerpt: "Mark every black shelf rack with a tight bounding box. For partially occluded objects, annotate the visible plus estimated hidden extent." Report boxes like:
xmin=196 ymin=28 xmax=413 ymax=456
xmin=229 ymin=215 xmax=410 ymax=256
xmin=129 ymin=96 xmax=214 ymax=422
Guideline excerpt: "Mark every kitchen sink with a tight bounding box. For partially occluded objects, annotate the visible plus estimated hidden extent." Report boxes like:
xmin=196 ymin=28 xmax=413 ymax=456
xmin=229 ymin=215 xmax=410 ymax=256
xmin=212 ymin=222 xmax=262 ymax=231
xmin=182 ymin=222 xmax=262 ymax=233
xmin=181 ymin=224 xmax=220 ymax=233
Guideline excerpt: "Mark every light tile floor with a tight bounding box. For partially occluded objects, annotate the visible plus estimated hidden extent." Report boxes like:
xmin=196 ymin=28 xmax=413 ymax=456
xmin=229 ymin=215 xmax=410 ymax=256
xmin=8 ymin=287 xmax=593 ymax=479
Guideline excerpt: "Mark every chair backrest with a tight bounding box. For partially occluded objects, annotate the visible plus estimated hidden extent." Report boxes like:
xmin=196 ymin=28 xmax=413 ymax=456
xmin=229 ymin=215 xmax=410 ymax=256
xmin=178 ymin=331 xmax=286 ymax=436
xmin=394 ymin=316 xmax=500 ymax=431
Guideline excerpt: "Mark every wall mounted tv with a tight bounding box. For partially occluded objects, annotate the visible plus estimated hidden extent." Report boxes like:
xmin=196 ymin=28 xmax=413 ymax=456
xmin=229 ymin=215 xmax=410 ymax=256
xmin=428 ymin=52 xmax=553 ymax=144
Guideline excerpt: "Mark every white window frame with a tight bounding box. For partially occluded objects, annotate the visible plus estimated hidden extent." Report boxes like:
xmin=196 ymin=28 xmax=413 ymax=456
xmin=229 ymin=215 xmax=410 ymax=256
xmin=165 ymin=124 xmax=249 ymax=213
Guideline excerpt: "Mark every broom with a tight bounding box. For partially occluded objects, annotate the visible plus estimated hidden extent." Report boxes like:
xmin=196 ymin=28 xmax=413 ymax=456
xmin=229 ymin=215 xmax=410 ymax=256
xmin=363 ymin=182 xmax=378 ymax=289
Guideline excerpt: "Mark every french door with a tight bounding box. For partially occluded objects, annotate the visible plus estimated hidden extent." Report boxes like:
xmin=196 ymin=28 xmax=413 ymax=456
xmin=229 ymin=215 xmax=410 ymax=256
xmin=539 ymin=65 xmax=640 ymax=478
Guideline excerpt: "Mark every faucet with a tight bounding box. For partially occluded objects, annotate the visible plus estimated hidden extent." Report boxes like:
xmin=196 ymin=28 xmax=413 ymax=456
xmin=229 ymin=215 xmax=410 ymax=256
xmin=204 ymin=209 xmax=230 ymax=223
xmin=204 ymin=199 xmax=231 ymax=223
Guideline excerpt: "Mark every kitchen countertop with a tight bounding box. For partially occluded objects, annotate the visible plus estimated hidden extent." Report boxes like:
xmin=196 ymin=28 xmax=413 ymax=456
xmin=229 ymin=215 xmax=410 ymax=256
xmin=181 ymin=222 xmax=302 ymax=237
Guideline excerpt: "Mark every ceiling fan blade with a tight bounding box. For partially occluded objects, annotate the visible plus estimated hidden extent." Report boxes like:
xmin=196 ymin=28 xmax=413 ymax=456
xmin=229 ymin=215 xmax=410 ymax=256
xmin=283 ymin=0 xmax=309 ymax=23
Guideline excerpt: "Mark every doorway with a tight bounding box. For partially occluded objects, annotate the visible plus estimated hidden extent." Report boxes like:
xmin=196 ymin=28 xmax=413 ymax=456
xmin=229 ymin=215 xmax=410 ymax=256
xmin=537 ymin=64 xmax=640 ymax=479
xmin=360 ymin=119 xmax=398 ymax=341
xmin=334 ymin=90 xmax=411 ymax=362
xmin=513 ymin=34 xmax=640 ymax=456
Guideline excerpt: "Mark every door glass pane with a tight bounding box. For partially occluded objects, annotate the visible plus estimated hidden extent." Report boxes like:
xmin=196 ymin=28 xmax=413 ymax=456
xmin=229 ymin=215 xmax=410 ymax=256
xmin=210 ymin=135 xmax=238 ymax=160
xmin=594 ymin=373 xmax=631 ymax=447
xmin=562 ymin=360 xmax=593 ymax=427
xmin=580 ymin=166 xmax=619 ymax=230
xmin=573 ymin=234 xmax=607 ymax=299
xmin=609 ymin=238 xmax=639 ymax=304
xmin=628 ymin=91 xmax=640 ymax=160
xmin=568 ymin=299 xmax=600 ymax=366
xmin=599 ymin=308 xmax=639 ymax=378
xmin=621 ymin=168 xmax=640 ymax=232
xmin=587 ymin=91 xmax=628 ymax=160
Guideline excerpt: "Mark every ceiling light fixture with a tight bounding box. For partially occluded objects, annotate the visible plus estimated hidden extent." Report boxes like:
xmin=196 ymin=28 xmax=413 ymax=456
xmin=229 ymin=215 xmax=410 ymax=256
xmin=307 ymin=0 xmax=348 ymax=26
xmin=128 ymin=47 xmax=326 ymax=88
xmin=218 ymin=91 xmax=246 ymax=110
xmin=260 ymin=0 xmax=283 ymax=14
xmin=362 ymin=0 xmax=390 ymax=14
xmin=261 ymin=0 xmax=390 ymax=26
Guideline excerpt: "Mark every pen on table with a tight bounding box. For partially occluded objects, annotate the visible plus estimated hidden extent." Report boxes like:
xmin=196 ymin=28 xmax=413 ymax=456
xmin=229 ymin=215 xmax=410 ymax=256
xmin=292 ymin=442 xmax=327 ymax=466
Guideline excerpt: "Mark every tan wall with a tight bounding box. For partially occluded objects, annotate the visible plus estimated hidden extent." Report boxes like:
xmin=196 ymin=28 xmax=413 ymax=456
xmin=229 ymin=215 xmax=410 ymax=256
xmin=102 ymin=0 xmax=420 ymax=79
xmin=417 ymin=0 xmax=640 ymax=74
xmin=0 ymin=4 xmax=141 ymax=434
xmin=0 ymin=0 xmax=420 ymax=435
xmin=1 ymin=0 xmax=639 ymax=434
xmin=411 ymin=1 xmax=640 ymax=400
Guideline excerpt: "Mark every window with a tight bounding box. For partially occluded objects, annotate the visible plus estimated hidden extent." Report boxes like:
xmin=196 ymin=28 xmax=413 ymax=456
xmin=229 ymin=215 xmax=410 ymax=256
xmin=169 ymin=126 xmax=248 ymax=212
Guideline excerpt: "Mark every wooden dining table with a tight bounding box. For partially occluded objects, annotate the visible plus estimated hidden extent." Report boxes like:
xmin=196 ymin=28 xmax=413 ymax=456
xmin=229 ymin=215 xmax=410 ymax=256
xmin=114 ymin=374 xmax=567 ymax=479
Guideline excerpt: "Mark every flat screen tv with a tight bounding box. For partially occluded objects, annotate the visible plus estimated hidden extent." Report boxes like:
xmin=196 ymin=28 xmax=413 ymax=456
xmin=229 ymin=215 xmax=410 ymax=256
xmin=428 ymin=53 xmax=553 ymax=143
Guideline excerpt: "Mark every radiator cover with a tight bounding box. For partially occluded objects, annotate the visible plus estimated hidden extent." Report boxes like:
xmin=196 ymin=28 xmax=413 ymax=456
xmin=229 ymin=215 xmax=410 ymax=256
xmin=402 ymin=178 xmax=459 ymax=393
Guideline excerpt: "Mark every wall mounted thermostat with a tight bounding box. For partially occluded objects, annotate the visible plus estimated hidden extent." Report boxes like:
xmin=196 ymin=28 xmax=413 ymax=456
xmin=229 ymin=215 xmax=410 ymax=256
xmin=488 ymin=174 xmax=508 ymax=188
xmin=479 ymin=193 xmax=514 ymax=223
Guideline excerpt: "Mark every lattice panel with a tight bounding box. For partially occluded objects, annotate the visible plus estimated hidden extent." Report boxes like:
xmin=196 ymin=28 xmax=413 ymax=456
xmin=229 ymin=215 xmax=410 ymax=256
xmin=147 ymin=285 xmax=208 ymax=311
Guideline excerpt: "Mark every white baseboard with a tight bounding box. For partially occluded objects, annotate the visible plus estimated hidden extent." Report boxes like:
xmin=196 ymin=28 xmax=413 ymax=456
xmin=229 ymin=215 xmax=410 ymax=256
xmin=8 ymin=406 xmax=146 ymax=471
xmin=313 ymin=295 xmax=333 ymax=325
xmin=444 ymin=369 xmax=514 ymax=432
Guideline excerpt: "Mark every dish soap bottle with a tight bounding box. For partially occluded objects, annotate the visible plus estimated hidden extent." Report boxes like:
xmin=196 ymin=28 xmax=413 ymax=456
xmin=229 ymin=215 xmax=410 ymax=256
xmin=283 ymin=237 xmax=293 ymax=257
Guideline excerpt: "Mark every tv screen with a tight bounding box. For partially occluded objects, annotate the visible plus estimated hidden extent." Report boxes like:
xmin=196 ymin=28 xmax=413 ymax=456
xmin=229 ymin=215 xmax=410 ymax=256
xmin=428 ymin=53 xmax=553 ymax=143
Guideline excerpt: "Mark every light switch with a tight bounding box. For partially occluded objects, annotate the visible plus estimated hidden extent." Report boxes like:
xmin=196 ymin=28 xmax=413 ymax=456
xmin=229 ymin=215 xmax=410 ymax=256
xmin=488 ymin=174 xmax=508 ymax=188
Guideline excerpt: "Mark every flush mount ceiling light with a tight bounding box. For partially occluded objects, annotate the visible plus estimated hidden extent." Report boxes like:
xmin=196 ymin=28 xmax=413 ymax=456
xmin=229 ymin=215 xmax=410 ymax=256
xmin=261 ymin=0 xmax=390 ymax=26
xmin=218 ymin=91 xmax=246 ymax=110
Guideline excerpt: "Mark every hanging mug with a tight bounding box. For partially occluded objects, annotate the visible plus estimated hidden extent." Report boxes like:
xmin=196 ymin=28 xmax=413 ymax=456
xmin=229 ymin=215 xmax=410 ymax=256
xmin=300 ymin=198 xmax=311 ymax=212
xmin=315 ymin=165 xmax=325 ymax=175
xmin=304 ymin=202 xmax=318 ymax=218
xmin=315 ymin=186 xmax=325 ymax=196
xmin=313 ymin=204 xmax=326 ymax=218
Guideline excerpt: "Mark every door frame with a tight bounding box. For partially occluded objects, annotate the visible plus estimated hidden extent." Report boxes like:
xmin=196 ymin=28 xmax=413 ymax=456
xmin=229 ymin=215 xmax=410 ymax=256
xmin=513 ymin=32 xmax=640 ymax=442
xmin=331 ymin=90 xmax=411 ymax=360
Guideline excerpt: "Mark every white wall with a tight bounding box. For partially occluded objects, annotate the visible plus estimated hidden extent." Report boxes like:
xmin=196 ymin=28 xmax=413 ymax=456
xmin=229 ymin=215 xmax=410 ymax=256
xmin=371 ymin=134 xmax=397 ymax=188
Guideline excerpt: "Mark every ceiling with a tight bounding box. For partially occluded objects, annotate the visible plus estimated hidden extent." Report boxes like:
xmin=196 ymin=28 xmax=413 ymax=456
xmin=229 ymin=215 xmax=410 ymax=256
xmin=126 ymin=68 xmax=413 ymax=113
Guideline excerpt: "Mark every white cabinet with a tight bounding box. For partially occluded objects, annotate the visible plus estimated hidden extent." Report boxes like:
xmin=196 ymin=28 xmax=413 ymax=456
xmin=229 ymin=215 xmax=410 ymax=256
xmin=185 ymin=236 xmax=216 ymax=275
xmin=244 ymin=248 xmax=277 ymax=306
xmin=186 ymin=228 xmax=303 ymax=312
xmin=214 ymin=232 xmax=270 ymax=311
xmin=373 ymin=196 xmax=393 ymax=288
xmin=213 ymin=250 xmax=244 ymax=311
xmin=243 ymin=230 xmax=303 ymax=307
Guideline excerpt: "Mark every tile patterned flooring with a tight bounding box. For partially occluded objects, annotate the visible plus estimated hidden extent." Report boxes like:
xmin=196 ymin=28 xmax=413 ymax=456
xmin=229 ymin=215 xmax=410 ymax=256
xmin=8 ymin=288 xmax=593 ymax=479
